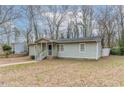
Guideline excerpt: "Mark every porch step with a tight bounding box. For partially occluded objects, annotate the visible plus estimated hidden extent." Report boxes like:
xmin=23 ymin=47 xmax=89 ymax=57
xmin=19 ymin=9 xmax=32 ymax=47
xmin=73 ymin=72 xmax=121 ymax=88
xmin=36 ymin=56 xmax=47 ymax=61
xmin=47 ymin=56 xmax=53 ymax=60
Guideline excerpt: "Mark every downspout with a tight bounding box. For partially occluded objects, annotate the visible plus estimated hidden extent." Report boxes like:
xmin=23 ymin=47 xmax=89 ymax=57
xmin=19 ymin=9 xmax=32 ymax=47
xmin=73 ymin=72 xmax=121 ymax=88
xmin=34 ymin=45 xmax=37 ymax=60
xmin=96 ymin=42 xmax=99 ymax=60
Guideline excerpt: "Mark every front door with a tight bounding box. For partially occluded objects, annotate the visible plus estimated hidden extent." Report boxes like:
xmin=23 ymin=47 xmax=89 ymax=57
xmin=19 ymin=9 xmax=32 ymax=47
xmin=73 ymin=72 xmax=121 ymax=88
xmin=48 ymin=44 xmax=52 ymax=55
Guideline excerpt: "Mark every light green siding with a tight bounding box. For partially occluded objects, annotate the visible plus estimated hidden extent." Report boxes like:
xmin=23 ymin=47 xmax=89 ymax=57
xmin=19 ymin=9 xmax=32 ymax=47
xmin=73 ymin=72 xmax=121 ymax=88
xmin=57 ymin=43 xmax=97 ymax=59
xmin=29 ymin=41 xmax=102 ymax=60
xmin=29 ymin=45 xmax=35 ymax=56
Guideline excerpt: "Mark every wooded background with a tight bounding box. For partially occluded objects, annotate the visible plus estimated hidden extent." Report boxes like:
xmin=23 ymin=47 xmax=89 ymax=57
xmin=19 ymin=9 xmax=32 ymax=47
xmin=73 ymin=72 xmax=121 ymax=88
xmin=0 ymin=5 xmax=124 ymax=49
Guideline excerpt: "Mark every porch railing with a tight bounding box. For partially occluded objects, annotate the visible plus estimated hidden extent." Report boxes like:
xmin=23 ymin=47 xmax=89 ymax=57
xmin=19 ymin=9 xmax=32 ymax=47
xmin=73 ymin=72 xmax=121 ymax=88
xmin=36 ymin=50 xmax=47 ymax=61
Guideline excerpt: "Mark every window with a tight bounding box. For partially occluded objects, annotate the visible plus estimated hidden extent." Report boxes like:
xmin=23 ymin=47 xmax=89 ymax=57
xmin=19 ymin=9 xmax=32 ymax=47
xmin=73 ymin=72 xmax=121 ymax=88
xmin=59 ymin=44 xmax=64 ymax=52
xmin=79 ymin=43 xmax=85 ymax=52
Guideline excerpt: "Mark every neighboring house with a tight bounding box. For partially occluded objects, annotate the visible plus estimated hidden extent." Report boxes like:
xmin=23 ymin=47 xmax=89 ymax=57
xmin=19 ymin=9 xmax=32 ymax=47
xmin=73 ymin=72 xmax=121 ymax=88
xmin=11 ymin=42 xmax=27 ymax=54
xmin=0 ymin=42 xmax=27 ymax=55
xmin=29 ymin=37 xmax=102 ymax=61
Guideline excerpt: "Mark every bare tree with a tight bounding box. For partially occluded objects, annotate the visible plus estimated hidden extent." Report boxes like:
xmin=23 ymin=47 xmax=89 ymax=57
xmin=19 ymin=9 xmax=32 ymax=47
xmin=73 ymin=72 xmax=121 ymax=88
xmin=115 ymin=6 xmax=124 ymax=47
xmin=0 ymin=6 xmax=22 ymax=45
xmin=0 ymin=6 xmax=20 ymax=26
xmin=70 ymin=6 xmax=80 ymax=38
xmin=1 ymin=5 xmax=124 ymax=49
xmin=96 ymin=6 xmax=117 ymax=48
xmin=79 ymin=5 xmax=94 ymax=37
xmin=67 ymin=6 xmax=94 ymax=38
xmin=42 ymin=5 xmax=69 ymax=39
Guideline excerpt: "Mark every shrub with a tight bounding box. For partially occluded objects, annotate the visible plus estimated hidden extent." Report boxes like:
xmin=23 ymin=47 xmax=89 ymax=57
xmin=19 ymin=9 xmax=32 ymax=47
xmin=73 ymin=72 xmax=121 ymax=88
xmin=110 ymin=48 xmax=124 ymax=55
xmin=2 ymin=44 xmax=12 ymax=58
xmin=30 ymin=55 xmax=35 ymax=59
xmin=110 ymin=48 xmax=121 ymax=55
xmin=120 ymin=47 xmax=124 ymax=55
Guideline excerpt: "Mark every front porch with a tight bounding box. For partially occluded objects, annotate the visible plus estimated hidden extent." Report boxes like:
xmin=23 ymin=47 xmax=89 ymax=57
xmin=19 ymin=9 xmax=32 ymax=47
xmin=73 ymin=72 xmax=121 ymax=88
xmin=34 ymin=42 xmax=57 ymax=61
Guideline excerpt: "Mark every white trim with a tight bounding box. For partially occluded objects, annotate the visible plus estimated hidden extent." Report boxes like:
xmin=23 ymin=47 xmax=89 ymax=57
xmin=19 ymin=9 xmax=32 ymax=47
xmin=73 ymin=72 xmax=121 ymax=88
xmin=52 ymin=43 xmax=53 ymax=56
xmin=79 ymin=43 xmax=86 ymax=53
xmin=58 ymin=56 xmax=96 ymax=60
xmin=48 ymin=44 xmax=52 ymax=56
xmin=58 ymin=44 xmax=64 ymax=53
xmin=96 ymin=42 xmax=99 ymax=60
xmin=46 ymin=42 xmax=48 ymax=56
xmin=41 ymin=43 xmax=42 ymax=51
xmin=34 ymin=45 xmax=36 ymax=60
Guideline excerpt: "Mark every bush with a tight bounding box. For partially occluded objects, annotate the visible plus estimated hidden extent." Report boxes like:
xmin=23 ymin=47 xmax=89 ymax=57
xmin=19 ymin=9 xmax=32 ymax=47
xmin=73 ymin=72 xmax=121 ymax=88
xmin=2 ymin=44 xmax=12 ymax=58
xmin=110 ymin=48 xmax=120 ymax=55
xmin=30 ymin=55 xmax=35 ymax=59
xmin=110 ymin=48 xmax=124 ymax=55
xmin=2 ymin=44 xmax=12 ymax=51
xmin=120 ymin=47 xmax=124 ymax=55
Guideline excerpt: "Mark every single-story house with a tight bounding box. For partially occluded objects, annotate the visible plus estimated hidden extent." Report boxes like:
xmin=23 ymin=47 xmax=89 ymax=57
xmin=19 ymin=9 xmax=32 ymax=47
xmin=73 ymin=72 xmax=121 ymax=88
xmin=29 ymin=37 xmax=102 ymax=60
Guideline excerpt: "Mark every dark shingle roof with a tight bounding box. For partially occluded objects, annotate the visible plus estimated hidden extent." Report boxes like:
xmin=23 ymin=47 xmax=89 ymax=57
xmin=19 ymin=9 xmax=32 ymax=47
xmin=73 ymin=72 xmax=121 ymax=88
xmin=29 ymin=36 xmax=101 ymax=45
xmin=55 ymin=37 xmax=101 ymax=43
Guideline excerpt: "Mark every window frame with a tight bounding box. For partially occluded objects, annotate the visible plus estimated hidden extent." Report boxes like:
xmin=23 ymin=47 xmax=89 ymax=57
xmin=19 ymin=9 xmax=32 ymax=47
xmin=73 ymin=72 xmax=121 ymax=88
xmin=79 ymin=43 xmax=86 ymax=53
xmin=59 ymin=44 xmax=64 ymax=52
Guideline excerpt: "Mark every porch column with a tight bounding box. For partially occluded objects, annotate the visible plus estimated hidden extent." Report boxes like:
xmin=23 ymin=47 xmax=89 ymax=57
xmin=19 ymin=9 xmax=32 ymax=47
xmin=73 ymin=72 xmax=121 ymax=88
xmin=52 ymin=43 xmax=53 ymax=56
xmin=46 ymin=42 xmax=48 ymax=56
xmin=34 ymin=44 xmax=37 ymax=60
xmin=41 ymin=43 xmax=42 ymax=52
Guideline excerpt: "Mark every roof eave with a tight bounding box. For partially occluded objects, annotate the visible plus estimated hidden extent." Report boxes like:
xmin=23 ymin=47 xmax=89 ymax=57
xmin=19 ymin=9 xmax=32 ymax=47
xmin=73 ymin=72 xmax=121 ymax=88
xmin=56 ymin=40 xmax=99 ymax=44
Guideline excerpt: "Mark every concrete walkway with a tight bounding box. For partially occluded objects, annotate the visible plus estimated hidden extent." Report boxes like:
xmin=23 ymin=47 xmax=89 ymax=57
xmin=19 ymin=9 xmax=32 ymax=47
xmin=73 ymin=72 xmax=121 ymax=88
xmin=0 ymin=61 xmax=37 ymax=68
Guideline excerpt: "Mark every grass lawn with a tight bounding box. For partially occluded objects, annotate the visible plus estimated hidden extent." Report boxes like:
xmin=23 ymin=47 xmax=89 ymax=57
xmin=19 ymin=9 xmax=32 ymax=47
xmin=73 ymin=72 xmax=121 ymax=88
xmin=0 ymin=55 xmax=124 ymax=87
